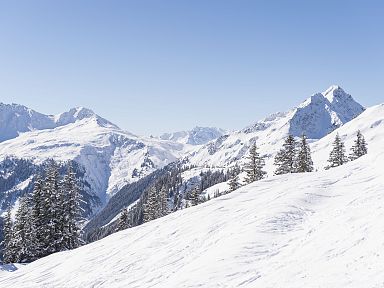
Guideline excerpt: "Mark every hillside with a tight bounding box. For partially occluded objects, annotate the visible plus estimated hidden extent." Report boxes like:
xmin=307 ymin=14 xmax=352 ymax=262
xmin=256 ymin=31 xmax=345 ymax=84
xmin=1 ymin=104 xmax=383 ymax=287
xmin=78 ymin=85 xmax=368 ymax=234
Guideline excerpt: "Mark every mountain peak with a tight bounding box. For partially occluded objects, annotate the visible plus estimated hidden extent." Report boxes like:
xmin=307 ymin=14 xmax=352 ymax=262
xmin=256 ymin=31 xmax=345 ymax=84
xmin=322 ymin=85 xmax=348 ymax=103
xmin=289 ymin=86 xmax=364 ymax=138
xmin=0 ymin=103 xmax=119 ymax=142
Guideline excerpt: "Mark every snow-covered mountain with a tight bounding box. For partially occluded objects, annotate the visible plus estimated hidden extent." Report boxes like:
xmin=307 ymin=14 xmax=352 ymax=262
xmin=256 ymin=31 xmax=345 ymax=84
xmin=187 ymin=85 xmax=364 ymax=171
xmin=0 ymin=105 xmax=190 ymax=213
xmin=0 ymin=85 xmax=365 ymax=215
xmin=159 ymin=126 xmax=226 ymax=145
xmin=0 ymin=103 xmax=116 ymax=142
xmin=1 ymin=103 xmax=383 ymax=287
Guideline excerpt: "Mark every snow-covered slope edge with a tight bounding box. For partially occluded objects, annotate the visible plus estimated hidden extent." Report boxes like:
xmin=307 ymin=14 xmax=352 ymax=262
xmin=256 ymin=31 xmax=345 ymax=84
xmin=1 ymin=104 xmax=383 ymax=287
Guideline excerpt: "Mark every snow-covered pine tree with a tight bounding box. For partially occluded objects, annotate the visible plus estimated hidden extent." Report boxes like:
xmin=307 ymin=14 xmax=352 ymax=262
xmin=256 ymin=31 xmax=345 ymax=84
xmin=244 ymin=142 xmax=266 ymax=184
xmin=42 ymin=161 xmax=62 ymax=254
xmin=159 ymin=186 xmax=169 ymax=217
xmin=326 ymin=133 xmax=348 ymax=169
xmin=228 ymin=174 xmax=240 ymax=192
xmin=189 ymin=186 xmax=200 ymax=206
xmin=1 ymin=206 xmax=16 ymax=264
xmin=13 ymin=195 xmax=35 ymax=263
xmin=349 ymin=130 xmax=368 ymax=160
xmin=62 ymin=162 xmax=83 ymax=250
xmin=116 ymin=208 xmax=130 ymax=232
xmin=295 ymin=134 xmax=314 ymax=173
xmin=143 ymin=186 xmax=157 ymax=223
xmin=274 ymin=135 xmax=297 ymax=175
xmin=31 ymin=175 xmax=45 ymax=258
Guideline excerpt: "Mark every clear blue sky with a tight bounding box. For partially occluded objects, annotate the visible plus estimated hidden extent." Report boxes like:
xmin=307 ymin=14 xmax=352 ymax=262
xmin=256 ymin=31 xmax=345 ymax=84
xmin=0 ymin=1 xmax=383 ymax=135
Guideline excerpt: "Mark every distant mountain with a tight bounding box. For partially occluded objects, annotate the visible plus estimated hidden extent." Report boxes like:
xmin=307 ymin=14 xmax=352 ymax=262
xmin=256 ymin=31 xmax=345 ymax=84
xmin=0 ymin=103 xmax=116 ymax=142
xmin=0 ymin=85 xmax=366 ymax=217
xmin=0 ymin=105 xmax=189 ymax=214
xmin=187 ymin=85 xmax=365 ymax=170
xmin=159 ymin=127 xmax=227 ymax=145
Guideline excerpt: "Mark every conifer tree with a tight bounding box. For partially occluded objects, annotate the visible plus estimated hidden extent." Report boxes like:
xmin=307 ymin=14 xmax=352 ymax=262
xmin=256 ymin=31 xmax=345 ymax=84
xmin=62 ymin=162 xmax=83 ymax=250
xmin=13 ymin=195 xmax=35 ymax=262
xmin=116 ymin=208 xmax=130 ymax=232
xmin=228 ymin=175 xmax=240 ymax=192
xmin=326 ymin=133 xmax=347 ymax=169
xmin=274 ymin=135 xmax=297 ymax=175
xmin=295 ymin=134 xmax=314 ymax=173
xmin=143 ymin=186 xmax=157 ymax=223
xmin=1 ymin=206 xmax=15 ymax=264
xmin=43 ymin=162 xmax=62 ymax=254
xmin=159 ymin=186 xmax=168 ymax=217
xmin=349 ymin=130 xmax=367 ymax=160
xmin=31 ymin=175 xmax=44 ymax=258
xmin=244 ymin=143 xmax=266 ymax=184
xmin=189 ymin=187 xmax=200 ymax=206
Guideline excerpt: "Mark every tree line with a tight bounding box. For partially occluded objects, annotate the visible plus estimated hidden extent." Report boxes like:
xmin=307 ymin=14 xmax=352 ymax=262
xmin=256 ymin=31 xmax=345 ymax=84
xmin=227 ymin=130 xmax=367 ymax=190
xmin=1 ymin=161 xmax=83 ymax=264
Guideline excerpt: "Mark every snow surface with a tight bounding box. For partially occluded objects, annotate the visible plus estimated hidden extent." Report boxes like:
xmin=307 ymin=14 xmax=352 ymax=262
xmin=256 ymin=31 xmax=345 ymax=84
xmin=1 ymin=103 xmax=383 ymax=287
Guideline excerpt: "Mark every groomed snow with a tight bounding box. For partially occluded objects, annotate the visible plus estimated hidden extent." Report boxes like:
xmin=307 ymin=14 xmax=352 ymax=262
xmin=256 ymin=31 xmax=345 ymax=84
xmin=1 ymin=104 xmax=384 ymax=287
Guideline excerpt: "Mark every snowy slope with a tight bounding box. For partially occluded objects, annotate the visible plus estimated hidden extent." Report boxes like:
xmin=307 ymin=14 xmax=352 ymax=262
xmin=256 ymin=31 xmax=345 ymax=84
xmin=1 ymin=103 xmax=383 ymax=288
xmin=0 ymin=113 xmax=189 ymax=207
xmin=187 ymin=85 xmax=364 ymax=172
xmin=159 ymin=126 xmax=226 ymax=145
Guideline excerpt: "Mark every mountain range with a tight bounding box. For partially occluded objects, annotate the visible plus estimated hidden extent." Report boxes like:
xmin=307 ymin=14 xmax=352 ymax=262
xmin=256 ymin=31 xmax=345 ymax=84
xmin=0 ymin=85 xmax=365 ymax=216
xmin=1 ymin=98 xmax=383 ymax=287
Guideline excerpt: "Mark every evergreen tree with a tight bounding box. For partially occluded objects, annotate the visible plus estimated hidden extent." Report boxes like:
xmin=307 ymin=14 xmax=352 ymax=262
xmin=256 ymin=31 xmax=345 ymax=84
xmin=1 ymin=206 xmax=15 ymax=263
xmin=43 ymin=162 xmax=62 ymax=254
xmin=244 ymin=143 xmax=266 ymax=184
xmin=143 ymin=186 xmax=157 ymax=223
xmin=188 ymin=187 xmax=200 ymax=206
xmin=295 ymin=134 xmax=314 ymax=173
xmin=62 ymin=163 xmax=83 ymax=250
xmin=274 ymin=135 xmax=297 ymax=175
xmin=116 ymin=208 xmax=130 ymax=232
xmin=349 ymin=130 xmax=368 ymax=160
xmin=326 ymin=133 xmax=348 ymax=169
xmin=13 ymin=195 xmax=35 ymax=262
xmin=31 ymin=175 xmax=44 ymax=258
xmin=228 ymin=175 xmax=240 ymax=192
xmin=159 ymin=186 xmax=168 ymax=217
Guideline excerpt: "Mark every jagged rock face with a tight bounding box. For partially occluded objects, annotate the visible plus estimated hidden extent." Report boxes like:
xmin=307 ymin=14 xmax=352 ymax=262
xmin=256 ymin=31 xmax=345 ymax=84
xmin=289 ymin=86 xmax=365 ymax=139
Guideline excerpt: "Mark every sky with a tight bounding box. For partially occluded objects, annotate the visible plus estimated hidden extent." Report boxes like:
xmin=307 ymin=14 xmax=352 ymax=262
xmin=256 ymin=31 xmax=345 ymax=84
xmin=0 ymin=1 xmax=383 ymax=135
